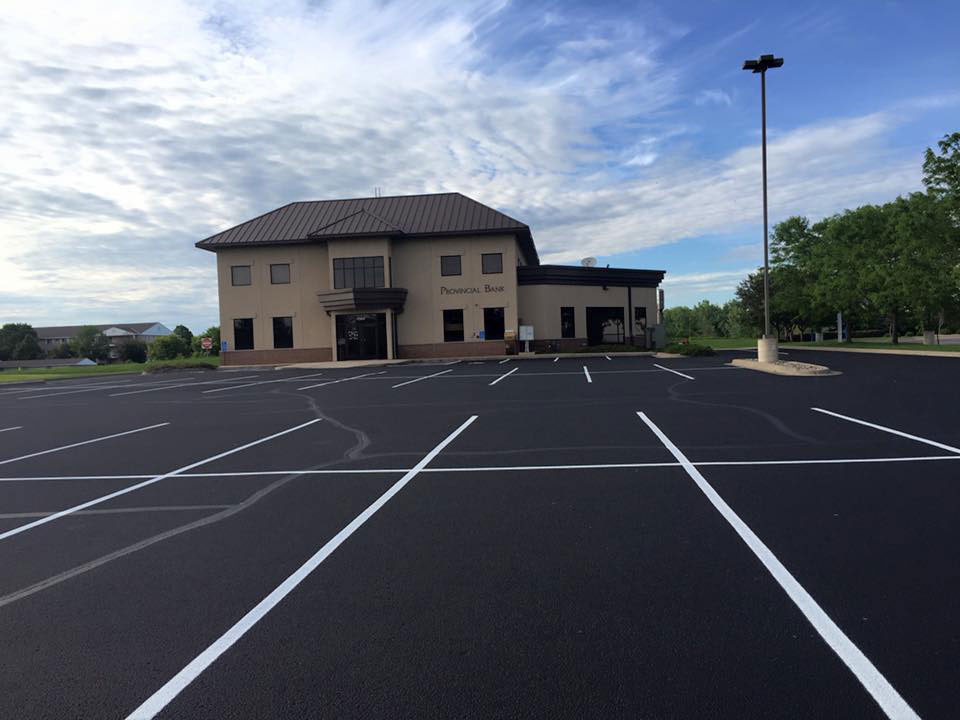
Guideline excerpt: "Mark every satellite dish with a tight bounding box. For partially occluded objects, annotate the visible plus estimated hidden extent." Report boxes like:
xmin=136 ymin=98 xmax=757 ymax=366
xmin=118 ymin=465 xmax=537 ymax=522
xmin=581 ymin=257 xmax=597 ymax=268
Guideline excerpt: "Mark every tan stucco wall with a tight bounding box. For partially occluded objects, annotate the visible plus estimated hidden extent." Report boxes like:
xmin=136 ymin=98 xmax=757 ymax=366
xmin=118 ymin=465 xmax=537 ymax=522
xmin=216 ymin=244 xmax=331 ymax=352
xmin=391 ymin=234 xmax=520 ymax=346
xmin=517 ymin=284 xmax=660 ymax=340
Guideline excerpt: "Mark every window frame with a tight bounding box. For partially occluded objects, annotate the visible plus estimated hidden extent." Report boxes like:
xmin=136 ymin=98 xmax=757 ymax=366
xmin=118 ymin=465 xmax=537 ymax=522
xmin=481 ymin=253 xmax=503 ymax=275
xmin=440 ymin=255 xmax=462 ymax=277
xmin=333 ymin=256 xmax=385 ymax=289
xmin=270 ymin=263 xmax=291 ymax=285
xmin=233 ymin=318 xmax=254 ymax=350
xmin=231 ymin=265 xmax=252 ymax=287
xmin=272 ymin=316 xmax=294 ymax=348
xmin=561 ymin=306 xmax=576 ymax=339
xmin=443 ymin=308 xmax=465 ymax=343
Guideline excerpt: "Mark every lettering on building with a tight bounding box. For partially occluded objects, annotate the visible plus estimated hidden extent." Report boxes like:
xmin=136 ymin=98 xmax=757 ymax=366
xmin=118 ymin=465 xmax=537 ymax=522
xmin=441 ymin=285 xmax=504 ymax=295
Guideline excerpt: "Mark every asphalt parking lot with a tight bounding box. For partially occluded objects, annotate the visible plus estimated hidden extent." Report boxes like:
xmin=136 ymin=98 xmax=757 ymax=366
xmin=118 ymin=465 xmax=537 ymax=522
xmin=0 ymin=350 xmax=957 ymax=719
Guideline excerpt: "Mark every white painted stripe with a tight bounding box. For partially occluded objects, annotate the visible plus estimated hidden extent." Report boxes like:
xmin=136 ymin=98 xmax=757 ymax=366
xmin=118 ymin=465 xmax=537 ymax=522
xmin=0 ymin=504 xmax=232 ymax=519
xmin=17 ymin=377 xmax=196 ymax=399
xmin=582 ymin=365 xmax=592 ymax=383
xmin=126 ymin=415 xmax=478 ymax=720
xmin=553 ymin=357 xmax=559 ymax=362
xmin=812 ymin=407 xmax=960 ymax=455
xmin=605 ymin=355 xmax=611 ymax=361
xmin=499 ymin=358 xmax=510 ymax=364
xmin=443 ymin=360 xmax=461 ymax=365
xmin=0 ymin=379 xmax=135 ymax=396
xmin=636 ymin=411 xmax=919 ymax=720
xmin=391 ymin=369 xmax=452 ymax=389
xmin=0 ymin=423 xmax=169 ymax=467
xmin=0 ymin=426 xmax=22 ymax=433
xmin=653 ymin=363 xmax=694 ymax=380
xmin=3 ymin=453 xmax=960 ymax=484
xmin=201 ymin=373 xmax=325 ymax=394
xmin=109 ymin=375 xmax=259 ymax=397
xmin=489 ymin=367 xmax=518 ymax=386
xmin=298 ymin=371 xmax=385 ymax=390
xmin=0 ymin=418 xmax=322 ymax=542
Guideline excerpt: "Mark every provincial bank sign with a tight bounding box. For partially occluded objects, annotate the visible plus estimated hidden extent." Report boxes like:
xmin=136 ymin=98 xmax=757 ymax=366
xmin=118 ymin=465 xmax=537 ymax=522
xmin=440 ymin=284 xmax=505 ymax=295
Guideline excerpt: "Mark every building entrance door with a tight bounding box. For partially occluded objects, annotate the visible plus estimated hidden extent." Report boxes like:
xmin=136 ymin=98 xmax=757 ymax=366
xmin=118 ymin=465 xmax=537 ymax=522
xmin=336 ymin=313 xmax=387 ymax=360
xmin=586 ymin=307 xmax=625 ymax=345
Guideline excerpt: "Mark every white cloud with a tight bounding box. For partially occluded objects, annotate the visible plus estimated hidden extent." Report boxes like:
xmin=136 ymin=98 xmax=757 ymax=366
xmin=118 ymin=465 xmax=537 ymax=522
xmin=695 ymin=89 xmax=731 ymax=106
xmin=0 ymin=0 xmax=945 ymax=329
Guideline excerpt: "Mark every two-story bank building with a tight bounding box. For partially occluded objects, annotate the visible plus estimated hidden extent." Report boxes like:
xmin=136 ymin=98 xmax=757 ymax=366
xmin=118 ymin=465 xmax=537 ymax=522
xmin=198 ymin=192 xmax=666 ymax=365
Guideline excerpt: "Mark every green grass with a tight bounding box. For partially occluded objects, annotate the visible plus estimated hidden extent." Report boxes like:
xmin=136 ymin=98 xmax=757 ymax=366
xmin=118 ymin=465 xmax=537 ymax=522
xmin=0 ymin=363 xmax=146 ymax=384
xmin=671 ymin=336 xmax=756 ymax=348
xmin=573 ymin=344 xmax=651 ymax=353
xmin=783 ymin=339 xmax=960 ymax=352
xmin=144 ymin=356 xmax=221 ymax=372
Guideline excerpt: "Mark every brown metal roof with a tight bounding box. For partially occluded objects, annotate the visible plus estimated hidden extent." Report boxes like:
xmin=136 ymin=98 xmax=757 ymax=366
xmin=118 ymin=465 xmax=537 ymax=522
xmin=196 ymin=192 xmax=538 ymax=264
xmin=34 ymin=323 xmax=166 ymax=339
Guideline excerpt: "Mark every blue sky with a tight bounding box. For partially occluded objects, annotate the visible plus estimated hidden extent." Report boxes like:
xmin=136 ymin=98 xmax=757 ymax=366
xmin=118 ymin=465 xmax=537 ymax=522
xmin=1 ymin=0 xmax=958 ymax=331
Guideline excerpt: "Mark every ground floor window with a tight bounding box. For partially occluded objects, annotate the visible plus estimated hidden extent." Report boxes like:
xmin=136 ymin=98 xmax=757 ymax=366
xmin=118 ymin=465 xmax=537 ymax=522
xmin=443 ymin=309 xmax=464 ymax=342
xmin=273 ymin=316 xmax=293 ymax=348
xmin=483 ymin=307 xmax=504 ymax=340
xmin=586 ymin=307 xmax=625 ymax=345
xmin=561 ymin=306 xmax=575 ymax=338
xmin=233 ymin=318 xmax=254 ymax=350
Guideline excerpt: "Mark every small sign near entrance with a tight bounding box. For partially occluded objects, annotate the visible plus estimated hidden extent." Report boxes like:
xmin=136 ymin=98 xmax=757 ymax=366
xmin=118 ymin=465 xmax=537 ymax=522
xmin=519 ymin=326 xmax=534 ymax=341
xmin=201 ymin=337 xmax=212 ymax=351
xmin=220 ymin=340 xmax=228 ymax=352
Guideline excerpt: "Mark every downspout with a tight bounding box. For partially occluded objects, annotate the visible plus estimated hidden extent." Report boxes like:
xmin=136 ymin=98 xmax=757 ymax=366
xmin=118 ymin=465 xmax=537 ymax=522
xmin=627 ymin=286 xmax=634 ymax=345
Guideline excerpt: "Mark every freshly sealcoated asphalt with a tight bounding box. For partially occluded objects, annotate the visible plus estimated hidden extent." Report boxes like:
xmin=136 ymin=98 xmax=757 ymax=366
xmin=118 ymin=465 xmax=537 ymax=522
xmin=0 ymin=350 xmax=957 ymax=719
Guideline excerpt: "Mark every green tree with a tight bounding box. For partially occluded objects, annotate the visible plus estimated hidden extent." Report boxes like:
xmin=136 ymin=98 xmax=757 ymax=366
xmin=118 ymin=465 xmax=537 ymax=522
xmin=117 ymin=340 xmax=148 ymax=363
xmin=191 ymin=326 xmax=220 ymax=356
xmin=663 ymin=306 xmax=696 ymax=339
xmin=734 ymin=270 xmax=764 ymax=337
xmin=49 ymin=343 xmax=74 ymax=359
xmin=172 ymin=325 xmax=194 ymax=346
xmin=148 ymin=334 xmax=190 ymax=360
xmin=0 ymin=323 xmax=42 ymax=361
xmin=70 ymin=326 xmax=111 ymax=362
xmin=719 ymin=300 xmax=752 ymax=338
xmin=691 ymin=300 xmax=724 ymax=336
xmin=923 ymin=131 xmax=960 ymax=219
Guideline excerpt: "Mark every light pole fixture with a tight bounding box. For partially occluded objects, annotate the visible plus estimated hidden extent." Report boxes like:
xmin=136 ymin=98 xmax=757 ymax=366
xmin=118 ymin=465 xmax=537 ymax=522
xmin=742 ymin=53 xmax=783 ymax=347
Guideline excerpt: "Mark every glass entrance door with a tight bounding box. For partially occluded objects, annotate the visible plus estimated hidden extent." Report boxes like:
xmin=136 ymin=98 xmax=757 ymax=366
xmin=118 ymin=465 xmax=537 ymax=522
xmin=336 ymin=313 xmax=387 ymax=360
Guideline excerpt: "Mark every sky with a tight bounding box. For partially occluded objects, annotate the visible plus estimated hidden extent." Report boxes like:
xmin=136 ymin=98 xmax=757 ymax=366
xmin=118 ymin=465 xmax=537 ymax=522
xmin=1 ymin=0 xmax=958 ymax=332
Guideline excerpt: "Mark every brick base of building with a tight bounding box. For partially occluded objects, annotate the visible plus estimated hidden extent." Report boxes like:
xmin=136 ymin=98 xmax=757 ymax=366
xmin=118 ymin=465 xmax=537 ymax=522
xmin=397 ymin=340 xmax=507 ymax=359
xmin=221 ymin=347 xmax=333 ymax=366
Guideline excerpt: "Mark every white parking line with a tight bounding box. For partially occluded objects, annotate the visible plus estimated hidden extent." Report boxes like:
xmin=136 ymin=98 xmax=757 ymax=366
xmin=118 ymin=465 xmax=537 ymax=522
xmin=0 ymin=504 xmax=232 ymax=519
xmin=605 ymin=355 xmax=611 ymax=361
xmin=298 ymin=371 xmax=386 ymax=390
xmin=499 ymin=358 xmax=510 ymax=365
xmin=109 ymin=375 xmax=260 ymax=397
xmin=126 ymin=415 xmax=478 ymax=720
xmin=4 ymin=453 xmax=960 ymax=484
xmin=0 ymin=426 xmax=22 ymax=433
xmin=0 ymin=423 xmax=169 ymax=467
xmin=202 ymin=373 xmax=326 ymax=394
xmin=553 ymin=357 xmax=559 ymax=362
xmin=637 ymin=411 xmax=919 ymax=720
xmin=582 ymin=365 xmax=592 ymax=383
xmin=812 ymin=407 xmax=960 ymax=455
xmin=443 ymin=360 xmax=461 ymax=365
xmin=0 ymin=418 xmax=322 ymax=543
xmin=392 ymin=369 xmax=452 ymax=389
xmin=489 ymin=367 xmax=518 ymax=386
xmin=18 ymin=377 xmax=196 ymax=400
xmin=653 ymin=363 xmax=694 ymax=380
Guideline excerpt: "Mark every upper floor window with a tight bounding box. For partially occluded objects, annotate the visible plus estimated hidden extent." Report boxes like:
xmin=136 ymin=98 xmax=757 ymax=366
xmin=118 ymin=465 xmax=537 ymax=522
xmin=482 ymin=253 xmax=503 ymax=274
xmin=441 ymin=255 xmax=461 ymax=276
xmin=333 ymin=256 xmax=385 ymax=289
xmin=270 ymin=263 xmax=291 ymax=284
xmin=231 ymin=265 xmax=251 ymax=286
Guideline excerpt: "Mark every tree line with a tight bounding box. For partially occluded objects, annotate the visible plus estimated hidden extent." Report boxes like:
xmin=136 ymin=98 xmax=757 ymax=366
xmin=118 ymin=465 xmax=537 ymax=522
xmin=667 ymin=131 xmax=960 ymax=342
xmin=0 ymin=323 xmax=220 ymax=363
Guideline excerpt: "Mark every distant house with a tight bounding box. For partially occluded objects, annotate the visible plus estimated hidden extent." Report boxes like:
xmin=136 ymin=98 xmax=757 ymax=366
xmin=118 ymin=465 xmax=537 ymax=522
xmin=0 ymin=358 xmax=96 ymax=370
xmin=34 ymin=323 xmax=172 ymax=355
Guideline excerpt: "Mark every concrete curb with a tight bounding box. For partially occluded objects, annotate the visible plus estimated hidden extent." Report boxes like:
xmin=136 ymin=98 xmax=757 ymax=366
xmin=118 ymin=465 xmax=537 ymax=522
xmin=220 ymin=351 xmax=661 ymax=370
xmin=780 ymin=346 xmax=960 ymax=359
xmin=730 ymin=358 xmax=840 ymax=377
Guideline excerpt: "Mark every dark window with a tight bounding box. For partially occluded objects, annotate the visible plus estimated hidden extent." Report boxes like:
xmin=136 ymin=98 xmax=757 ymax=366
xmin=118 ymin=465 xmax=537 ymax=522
xmin=270 ymin=263 xmax=291 ymax=284
xmin=441 ymin=255 xmax=462 ymax=276
xmin=443 ymin=309 xmax=464 ymax=342
xmin=333 ymin=256 xmax=385 ymax=289
xmin=481 ymin=253 xmax=503 ymax=274
xmin=233 ymin=318 xmax=254 ymax=350
xmin=231 ymin=265 xmax=251 ymax=286
xmin=561 ymin=307 xmax=576 ymax=338
xmin=483 ymin=307 xmax=504 ymax=340
xmin=273 ymin=316 xmax=293 ymax=348
xmin=634 ymin=306 xmax=647 ymax=332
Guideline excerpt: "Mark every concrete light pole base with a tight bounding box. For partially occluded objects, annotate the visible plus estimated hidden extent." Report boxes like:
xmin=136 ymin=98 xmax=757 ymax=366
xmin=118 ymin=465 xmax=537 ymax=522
xmin=758 ymin=336 xmax=779 ymax=363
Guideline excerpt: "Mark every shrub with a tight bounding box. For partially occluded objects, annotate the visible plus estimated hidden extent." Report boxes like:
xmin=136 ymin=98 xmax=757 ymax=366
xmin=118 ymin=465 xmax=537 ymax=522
xmin=70 ymin=326 xmax=111 ymax=362
xmin=191 ymin=326 xmax=220 ymax=356
xmin=663 ymin=342 xmax=715 ymax=356
xmin=147 ymin=334 xmax=191 ymax=361
xmin=117 ymin=340 xmax=148 ymax=363
xmin=144 ymin=357 xmax=219 ymax=373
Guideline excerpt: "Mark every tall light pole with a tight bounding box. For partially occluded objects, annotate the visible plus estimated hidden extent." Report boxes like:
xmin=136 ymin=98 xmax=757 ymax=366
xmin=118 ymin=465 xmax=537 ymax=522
xmin=743 ymin=53 xmax=783 ymax=357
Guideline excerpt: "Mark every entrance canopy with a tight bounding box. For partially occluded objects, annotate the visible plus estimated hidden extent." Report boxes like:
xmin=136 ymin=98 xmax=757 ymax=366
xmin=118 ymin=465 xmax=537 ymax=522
xmin=316 ymin=287 xmax=407 ymax=315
